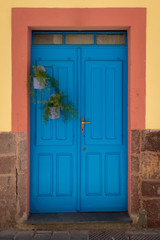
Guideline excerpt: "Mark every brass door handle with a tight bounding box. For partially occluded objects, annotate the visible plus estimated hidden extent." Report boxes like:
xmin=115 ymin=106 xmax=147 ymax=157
xmin=81 ymin=117 xmax=91 ymax=132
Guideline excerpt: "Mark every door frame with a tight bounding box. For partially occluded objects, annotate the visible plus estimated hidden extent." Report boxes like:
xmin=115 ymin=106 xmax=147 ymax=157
xmin=12 ymin=8 xmax=146 ymax=218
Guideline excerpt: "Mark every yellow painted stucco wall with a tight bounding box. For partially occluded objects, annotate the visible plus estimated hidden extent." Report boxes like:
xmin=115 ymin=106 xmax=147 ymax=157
xmin=0 ymin=0 xmax=160 ymax=131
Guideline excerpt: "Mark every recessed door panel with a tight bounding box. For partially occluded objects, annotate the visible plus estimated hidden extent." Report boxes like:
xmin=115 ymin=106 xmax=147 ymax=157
xmin=38 ymin=154 xmax=52 ymax=196
xmin=86 ymin=153 xmax=102 ymax=196
xmin=56 ymin=154 xmax=73 ymax=196
xmin=105 ymin=153 xmax=120 ymax=196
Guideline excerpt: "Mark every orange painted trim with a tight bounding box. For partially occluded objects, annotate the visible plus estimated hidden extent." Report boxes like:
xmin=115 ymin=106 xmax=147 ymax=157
xmin=12 ymin=8 xmax=146 ymax=217
xmin=12 ymin=8 xmax=146 ymax=132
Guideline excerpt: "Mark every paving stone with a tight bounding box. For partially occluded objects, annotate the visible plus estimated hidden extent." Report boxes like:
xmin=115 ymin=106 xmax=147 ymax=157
xmin=0 ymin=231 xmax=17 ymax=239
xmin=70 ymin=231 xmax=88 ymax=240
xmin=14 ymin=231 xmax=34 ymax=240
xmin=34 ymin=233 xmax=51 ymax=240
xmin=1 ymin=231 xmax=160 ymax=240
xmin=52 ymin=232 xmax=69 ymax=240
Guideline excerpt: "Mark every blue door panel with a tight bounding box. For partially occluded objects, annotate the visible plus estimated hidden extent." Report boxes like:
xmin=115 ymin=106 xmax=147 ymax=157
xmin=30 ymin=43 xmax=128 ymax=213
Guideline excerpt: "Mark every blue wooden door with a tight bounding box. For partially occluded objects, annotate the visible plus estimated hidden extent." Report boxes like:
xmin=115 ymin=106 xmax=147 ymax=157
xmin=30 ymin=38 xmax=128 ymax=213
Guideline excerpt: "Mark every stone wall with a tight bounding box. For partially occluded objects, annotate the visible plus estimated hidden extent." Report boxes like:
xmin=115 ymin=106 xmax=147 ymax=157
xmin=0 ymin=130 xmax=160 ymax=229
xmin=0 ymin=132 xmax=27 ymax=228
xmin=131 ymin=130 xmax=160 ymax=228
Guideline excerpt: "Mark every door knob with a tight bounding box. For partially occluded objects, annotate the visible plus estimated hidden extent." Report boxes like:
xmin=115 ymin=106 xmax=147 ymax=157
xmin=81 ymin=117 xmax=91 ymax=132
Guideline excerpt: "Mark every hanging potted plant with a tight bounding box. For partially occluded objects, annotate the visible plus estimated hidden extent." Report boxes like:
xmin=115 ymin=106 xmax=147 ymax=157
xmin=32 ymin=65 xmax=47 ymax=89
xmin=42 ymin=92 xmax=77 ymax=123
xmin=27 ymin=64 xmax=78 ymax=122
xmin=47 ymin=93 xmax=62 ymax=119
xmin=27 ymin=65 xmax=57 ymax=96
xmin=27 ymin=65 xmax=49 ymax=103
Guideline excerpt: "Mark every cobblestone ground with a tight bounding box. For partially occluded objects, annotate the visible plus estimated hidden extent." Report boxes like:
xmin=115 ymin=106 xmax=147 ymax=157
xmin=0 ymin=231 xmax=160 ymax=240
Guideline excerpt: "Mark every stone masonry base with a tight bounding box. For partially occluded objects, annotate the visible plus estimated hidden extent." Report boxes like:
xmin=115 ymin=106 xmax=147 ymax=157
xmin=0 ymin=132 xmax=27 ymax=228
xmin=131 ymin=130 xmax=160 ymax=228
xmin=0 ymin=130 xmax=160 ymax=229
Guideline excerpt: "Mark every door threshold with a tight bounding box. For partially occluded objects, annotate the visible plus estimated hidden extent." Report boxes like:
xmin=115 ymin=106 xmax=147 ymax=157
xmin=26 ymin=212 xmax=132 ymax=224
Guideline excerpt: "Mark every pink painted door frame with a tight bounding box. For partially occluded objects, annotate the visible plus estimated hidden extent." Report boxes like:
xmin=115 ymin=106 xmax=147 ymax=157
xmin=12 ymin=8 xmax=146 ymax=216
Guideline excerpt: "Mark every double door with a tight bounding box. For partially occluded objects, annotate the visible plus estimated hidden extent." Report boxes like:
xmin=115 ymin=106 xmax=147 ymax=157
xmin=30 ymin=45 xmax=128 ymax=213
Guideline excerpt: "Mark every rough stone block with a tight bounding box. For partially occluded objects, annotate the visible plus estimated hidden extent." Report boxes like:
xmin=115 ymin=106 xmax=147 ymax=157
xmin=141 ymin=153 xmax=160 ymax=179
xmin=0 ymin=199 xmax=17 ymax=228
xmin=131 ymin=130 xmax=140 ymax=154
xmin=17 ymin=140 xmax=27 ymax=173
xmin=0 ymin=155 xmax=16 ymax=174
xmin=17 ymin=132 xmax=27 ymax=139
xmin=142 ymin=181 xmax=160 ymax=197
xmin=0 ymin=132 xmax=16 ymax=154
xmin=0 ymin=199 xmax=7 ymax=217
xmin=0 ymin=176 xmax=16 ymax=200
xmin=143 ymin=199 xmax=160 ymax=228
xmin=131 ymin=156 xmax=139 ymax=173
xmin=17 ymin=173 xmax=27 ymax=217
xmin=131 ymin=176 xmax=140 ymax=213
xmin=141 ymin=130 xmax=160 ymax=152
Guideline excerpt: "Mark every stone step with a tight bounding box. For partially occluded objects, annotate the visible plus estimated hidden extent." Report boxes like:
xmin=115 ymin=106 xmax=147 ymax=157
xmin=23 ymin=212 xmax=132 ymax=231
xmin=24 ymin=222 xmax=132 ymax=231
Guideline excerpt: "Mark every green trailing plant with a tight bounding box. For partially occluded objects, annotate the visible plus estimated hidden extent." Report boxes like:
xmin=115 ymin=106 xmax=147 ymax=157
xmin=32 ymin=65 xmax=47 ymax=82
xmin=27 ymin=65 xmax=78 ymax=123
xmin=62 ymin=101 xmax=78 ymax=122
xmin=49 ymin=77 xmax=60 ymax=93
xmin=41 ymin=92 xmax=78 ymax=123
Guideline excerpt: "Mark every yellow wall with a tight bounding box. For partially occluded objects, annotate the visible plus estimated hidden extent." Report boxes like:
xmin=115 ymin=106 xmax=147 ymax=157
xmin=0 ymin=0 xmax=160 ymax=131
